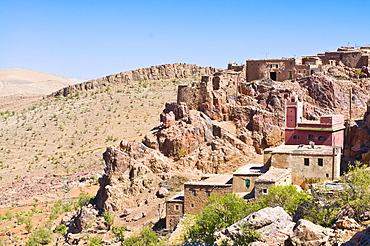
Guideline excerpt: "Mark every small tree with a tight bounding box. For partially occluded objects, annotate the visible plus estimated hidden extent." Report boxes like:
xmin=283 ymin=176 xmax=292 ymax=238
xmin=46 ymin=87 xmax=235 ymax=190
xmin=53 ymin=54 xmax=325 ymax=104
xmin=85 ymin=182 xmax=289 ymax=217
xmin=338 ymin=161 xmax=370 ymax=221
xmin=258 ymin=185 xmax=313 ymax=215
xmin=112 ymin=226 xmax=127 ymax=245
xmin=184 ymin=193 xmax=260 ymax=244
xmin=75 ymin=192 xmax=94 ymax=208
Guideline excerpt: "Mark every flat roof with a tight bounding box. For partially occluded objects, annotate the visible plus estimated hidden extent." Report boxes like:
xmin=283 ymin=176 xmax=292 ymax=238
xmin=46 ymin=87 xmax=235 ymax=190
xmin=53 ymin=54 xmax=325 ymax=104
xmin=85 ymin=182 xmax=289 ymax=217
xmin=246 ymin=58 xmax=295 ymax=62
xmin=256 ymin=168 xmax=291 ymax=182
xmin=167 ymin=192 xmax=184 ymax=202
xmin=233 ymin=164 xmax=264 ymax=175
xmin=265 ymin=145 xmax=340 ymax=155
xmin=185 ymin=174 xmax=233 ymax=186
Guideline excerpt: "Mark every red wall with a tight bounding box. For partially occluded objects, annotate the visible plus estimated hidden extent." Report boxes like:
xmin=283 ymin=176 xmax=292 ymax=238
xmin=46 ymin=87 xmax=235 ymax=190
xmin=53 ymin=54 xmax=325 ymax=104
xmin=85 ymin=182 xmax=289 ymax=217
xmin=285 ymin=129 xmax=344 ymax=148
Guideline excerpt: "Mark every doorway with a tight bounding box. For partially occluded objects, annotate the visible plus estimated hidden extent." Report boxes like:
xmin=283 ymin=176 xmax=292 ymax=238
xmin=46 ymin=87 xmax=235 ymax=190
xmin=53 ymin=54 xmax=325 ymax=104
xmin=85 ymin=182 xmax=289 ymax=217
xmin=270 ymin=72 xmax=277 ymax=81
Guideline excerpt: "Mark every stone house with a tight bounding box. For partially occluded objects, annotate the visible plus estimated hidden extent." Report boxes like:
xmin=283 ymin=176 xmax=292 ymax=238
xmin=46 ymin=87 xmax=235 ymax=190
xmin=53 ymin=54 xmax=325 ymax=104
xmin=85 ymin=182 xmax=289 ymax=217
xmin=318 ymin=46 xmax=370 ymax=68
xmin=264 ymin=145 xmax=341 ymax=188
xmin=165 ymin=193 xmax=184 ymax=229
xmin=246 ymin=57 xmax=321 ymax=82
xmin=285 ymin=96 xmax=345 ymax=148
xmin=254 ymin=168 xmax=292 ymax=199
xmin=183 ymin=174 xmax=233 ymax=215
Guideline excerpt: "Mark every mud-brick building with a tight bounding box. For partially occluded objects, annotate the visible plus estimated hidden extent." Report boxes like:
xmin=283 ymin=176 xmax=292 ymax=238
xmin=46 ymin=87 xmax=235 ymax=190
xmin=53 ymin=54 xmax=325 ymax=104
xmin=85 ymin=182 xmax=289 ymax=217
xmin=246 ymin=57 xmax=321 ymax=82
xmin=285 ymin=96 xmax=345 ymax=148
xmin=254 ymin=168 xmax=292 ymax=199
xmin=183 ymin=174 xmax=233 ymax=215
xmin=165 ymin=193 xmax=184 ymax=229
xmin=264 ymin=145 xmax=341 ymax=187
xmin=318 ymin=46 xmax=370 ymax=68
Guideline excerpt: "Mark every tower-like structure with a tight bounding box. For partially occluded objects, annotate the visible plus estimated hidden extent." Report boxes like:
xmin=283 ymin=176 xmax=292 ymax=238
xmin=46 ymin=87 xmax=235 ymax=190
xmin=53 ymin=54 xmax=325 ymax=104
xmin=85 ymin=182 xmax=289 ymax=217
xmin=284 ymin=97 xmax=345 ymax=148
xmin=285 ymin=95 xmax=303 ymax=129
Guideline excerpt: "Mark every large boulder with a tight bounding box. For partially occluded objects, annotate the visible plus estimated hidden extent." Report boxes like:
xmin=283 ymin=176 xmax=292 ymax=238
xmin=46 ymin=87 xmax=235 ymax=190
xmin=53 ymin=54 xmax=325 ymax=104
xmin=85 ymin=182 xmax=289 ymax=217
xmin=289 ymin=219 xmax=334 ymax=246
xmin=215 ymin=207 xmax=295 ymax=245
xmin=342 ymin=227 xmax=370 ymax=246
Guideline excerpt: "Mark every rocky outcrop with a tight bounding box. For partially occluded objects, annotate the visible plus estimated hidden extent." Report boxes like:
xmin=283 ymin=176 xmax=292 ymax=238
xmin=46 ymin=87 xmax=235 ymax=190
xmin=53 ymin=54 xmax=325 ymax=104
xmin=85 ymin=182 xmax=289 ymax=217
xmin=215 ymin=207 xmax=361 ymax=246
xmin=95 ymin=141 xmax=174 ymax=212
xmin=49 ymin=63 xmax=220 ymax=97
xmin=216 ymin=207 xmax=295 ymax=245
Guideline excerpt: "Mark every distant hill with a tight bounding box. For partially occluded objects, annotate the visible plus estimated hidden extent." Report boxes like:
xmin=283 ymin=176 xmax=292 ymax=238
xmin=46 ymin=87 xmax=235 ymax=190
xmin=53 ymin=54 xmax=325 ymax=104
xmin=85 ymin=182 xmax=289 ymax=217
xmin=0 ymin=68 xmax=78 ymax=96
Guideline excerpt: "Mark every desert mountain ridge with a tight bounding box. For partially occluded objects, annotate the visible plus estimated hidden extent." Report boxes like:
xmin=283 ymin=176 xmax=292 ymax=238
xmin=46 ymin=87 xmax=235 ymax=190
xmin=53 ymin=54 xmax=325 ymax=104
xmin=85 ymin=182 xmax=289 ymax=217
xmin=0 ymin=68 xmax=79 ymax=97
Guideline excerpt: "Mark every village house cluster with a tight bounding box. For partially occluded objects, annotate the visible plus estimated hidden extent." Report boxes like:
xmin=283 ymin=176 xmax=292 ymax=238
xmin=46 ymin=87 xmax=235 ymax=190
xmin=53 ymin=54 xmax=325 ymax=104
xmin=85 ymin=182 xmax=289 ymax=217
xmin=164 ymin=46 xmax=358 ymax=229
xmin=246 ymin=46 xmax=370 ymax=82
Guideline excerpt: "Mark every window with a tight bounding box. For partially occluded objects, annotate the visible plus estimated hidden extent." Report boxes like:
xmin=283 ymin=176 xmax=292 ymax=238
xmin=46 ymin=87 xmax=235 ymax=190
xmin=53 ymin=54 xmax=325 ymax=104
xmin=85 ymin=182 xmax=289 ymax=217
xmin=293 ymin=135 xmax=300 ymax=139
xmin=318 ymin=136 xmax=327 ymax=140
xmin=192 ymin=190 xmax=197 ymax=196
xmin=191 ymin=204 xmax=194 ymax=207
xmin=270 ymin=64 xmax=273 ymax=68
xmin=318 ymin=158 xmax=323 ymax=166
xmin=206 ymin=191 xmax=211 ymax=197
xmin=326 ymin=173 xmax=329 ymax=178
xmin=304 ymin=158 xmax=310 ymax=166
xmin=298 ymin=70 xmax=301 ymax=73
xmin=262 ymin=189 xmax=268 ymax=194
xmin=304 ymin=70 xmax=306 ymax=74
xmin=289 ymin=71 xmax=293 ymax=79
xmin=245 ymin=179 xmax=251 ymax=188
xmin=276 ymin=64 xmax=279 ymax=68
xmin=307 ymin=134 xmax=314 ymax=140
xmin=175 ymin=205 xmax=180 ymax=211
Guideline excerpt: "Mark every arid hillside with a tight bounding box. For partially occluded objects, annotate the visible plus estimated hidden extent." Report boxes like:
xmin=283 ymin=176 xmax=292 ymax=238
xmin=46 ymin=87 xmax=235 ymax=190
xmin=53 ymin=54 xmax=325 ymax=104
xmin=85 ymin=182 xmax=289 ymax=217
xmin=0 ymin=69 xmax=79 ymax=97
xmin=0 ymin=64 xmax=217 ymax=204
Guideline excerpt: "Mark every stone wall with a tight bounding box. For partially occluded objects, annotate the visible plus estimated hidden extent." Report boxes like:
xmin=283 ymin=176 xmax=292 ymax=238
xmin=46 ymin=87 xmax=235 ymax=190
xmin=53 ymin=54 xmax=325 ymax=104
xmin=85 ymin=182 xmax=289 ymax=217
xmin=49 ymin=63 xmax=220 ymax=97
xmin=183 ymin=184 xmax=232 ymax=215
xmin=166 ymin=200 xmax=184 ymax=229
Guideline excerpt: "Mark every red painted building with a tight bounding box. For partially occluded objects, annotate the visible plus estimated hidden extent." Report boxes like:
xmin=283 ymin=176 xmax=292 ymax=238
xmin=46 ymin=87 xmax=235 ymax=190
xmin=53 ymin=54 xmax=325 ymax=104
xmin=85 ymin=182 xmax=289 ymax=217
xmin=285 ymin=96 xmax=345 ymax=148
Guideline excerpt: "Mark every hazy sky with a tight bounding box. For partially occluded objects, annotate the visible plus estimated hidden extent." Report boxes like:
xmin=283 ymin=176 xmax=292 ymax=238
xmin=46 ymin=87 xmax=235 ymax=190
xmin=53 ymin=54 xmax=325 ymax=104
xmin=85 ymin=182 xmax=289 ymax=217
xmin=2 ymin=0 xmax=370 ymax=80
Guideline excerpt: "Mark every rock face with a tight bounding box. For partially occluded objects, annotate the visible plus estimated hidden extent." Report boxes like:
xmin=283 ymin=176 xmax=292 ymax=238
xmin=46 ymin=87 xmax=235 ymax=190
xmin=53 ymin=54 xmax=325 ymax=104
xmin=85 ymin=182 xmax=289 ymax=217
xmin=348 ymin=99 xmax=370 ymax=161
xmin=95 ymin=142 xmax=174 ymax=212
xmin=49 ymin=63 xmax=220 ymax=97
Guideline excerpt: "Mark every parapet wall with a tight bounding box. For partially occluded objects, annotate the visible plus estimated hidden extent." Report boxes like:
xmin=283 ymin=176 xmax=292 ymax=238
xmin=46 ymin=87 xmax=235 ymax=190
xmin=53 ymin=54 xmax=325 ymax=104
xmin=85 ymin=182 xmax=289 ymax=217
xmin=49 ymin=63 xmax=221 ymax=97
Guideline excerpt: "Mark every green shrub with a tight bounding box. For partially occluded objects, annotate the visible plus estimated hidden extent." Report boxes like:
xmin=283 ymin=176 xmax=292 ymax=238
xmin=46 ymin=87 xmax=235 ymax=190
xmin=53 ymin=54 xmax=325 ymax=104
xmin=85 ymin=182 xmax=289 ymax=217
xmin=25 ymin=218 xmax=33 ymax=234
xmin=75 ymin=192 xmax=94 ymax=208
xmin=87 ymin=236 xmax=102 ymax=246
xmin=49 ymin=213 xmax=59 ymax=220
xmin=54 ymin=224 xmax=67 ymax=235
xmin=26 ymin=226 xmax=52 ymax=245
xmin=112 ymin=226 xmax=127 ymax=243
xmin=102 ymin=211 xmax=114 ymax=229
xmin=184 ymin=193 xmax=259 ymax=244
xmin=124 ymin=228 xmax=161 ymax=246
xmin=258 ymin=185 xmax=313 ymax=215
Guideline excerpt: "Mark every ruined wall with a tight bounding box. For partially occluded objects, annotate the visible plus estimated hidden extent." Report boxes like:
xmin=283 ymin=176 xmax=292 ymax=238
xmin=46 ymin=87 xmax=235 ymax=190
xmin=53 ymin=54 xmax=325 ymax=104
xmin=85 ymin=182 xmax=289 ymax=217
xmin=49 ymin=63 xmax=220 ymax=97
xmin=183 ymin=184 xmax=232 ymax=215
